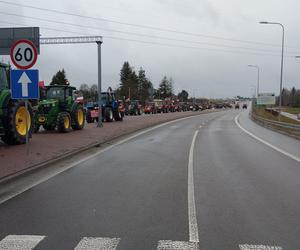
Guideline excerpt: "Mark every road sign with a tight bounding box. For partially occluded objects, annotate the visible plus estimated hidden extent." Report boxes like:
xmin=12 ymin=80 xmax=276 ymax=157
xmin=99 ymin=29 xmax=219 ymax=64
xmin=10 ymin=40 xmax=38 ymax=69
xmin=0 ymin=27 xmax=40 ymax=55
xmin=11 ymin=70 xmax=39 ymax=99
xmin=257 ymin=93 xmax=276 ymax=105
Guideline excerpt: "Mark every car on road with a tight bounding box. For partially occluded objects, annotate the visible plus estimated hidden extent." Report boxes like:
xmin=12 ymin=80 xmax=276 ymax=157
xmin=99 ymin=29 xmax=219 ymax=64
xmin=242 ymin=104 xmax=247 ymax=109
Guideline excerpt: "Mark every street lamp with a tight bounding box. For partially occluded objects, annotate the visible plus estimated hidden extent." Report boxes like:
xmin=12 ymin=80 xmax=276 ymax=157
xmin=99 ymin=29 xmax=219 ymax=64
xmin=248 ymin=65 xmax=260 ymax=98
xmin=259 ymin=21 xmax=285 ymax=112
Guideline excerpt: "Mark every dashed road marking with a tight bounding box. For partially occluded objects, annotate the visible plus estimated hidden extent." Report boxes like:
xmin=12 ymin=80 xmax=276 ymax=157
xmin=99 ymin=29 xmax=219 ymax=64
xmin=0 ymin=235 xmax=45 ymax=250
xmin=188 ymin=130 xmax=200 ymax=243
xmin=235 ymin=114 xmax=300 ymax=163
xmin=157 ymin=240 xmax=199 ymax=250
xmin=0 ymin=235 xmax=283 ymax=250
xmin=74 ymin=237 xmax=120 ymax=250
xmin=239 ymin=244 xmax=282 ymax=250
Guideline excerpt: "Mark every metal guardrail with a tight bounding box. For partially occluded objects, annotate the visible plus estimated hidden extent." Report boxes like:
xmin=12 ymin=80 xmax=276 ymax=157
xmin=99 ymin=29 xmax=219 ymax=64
xmin=251 ymin=112 xmax=300 ymax=131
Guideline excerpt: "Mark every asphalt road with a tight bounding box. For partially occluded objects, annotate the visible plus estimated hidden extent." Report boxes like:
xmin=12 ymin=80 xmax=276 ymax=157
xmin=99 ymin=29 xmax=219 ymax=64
xmin=0 ymin=109 xmax=299 ymax=250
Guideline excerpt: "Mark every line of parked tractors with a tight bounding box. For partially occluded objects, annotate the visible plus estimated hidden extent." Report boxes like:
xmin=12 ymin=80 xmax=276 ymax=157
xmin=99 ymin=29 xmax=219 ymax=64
xmin=0 ymin=62 xmax=241 ymax=146
xmin=0 ymin=62 xmax=131 ymax=145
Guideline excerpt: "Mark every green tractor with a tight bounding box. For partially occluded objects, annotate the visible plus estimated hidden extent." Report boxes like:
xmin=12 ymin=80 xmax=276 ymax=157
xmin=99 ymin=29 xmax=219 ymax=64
xmin=0 ymin=62 xmax=34 ymax=145
xmin=34 ymin=85 xmax=85 ymax=133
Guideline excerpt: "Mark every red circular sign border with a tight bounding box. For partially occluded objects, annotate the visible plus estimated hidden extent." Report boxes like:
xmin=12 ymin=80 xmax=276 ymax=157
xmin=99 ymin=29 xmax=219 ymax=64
xmin=10 ymin=39 xmax=38 ymax=70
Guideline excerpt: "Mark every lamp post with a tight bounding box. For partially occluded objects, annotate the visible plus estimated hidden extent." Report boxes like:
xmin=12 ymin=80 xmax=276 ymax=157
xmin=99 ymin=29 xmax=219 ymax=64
xmin=248 ymin=65 xmax=260 ymax=98
xmin=259 ymin=21 xmax=285 ymax=112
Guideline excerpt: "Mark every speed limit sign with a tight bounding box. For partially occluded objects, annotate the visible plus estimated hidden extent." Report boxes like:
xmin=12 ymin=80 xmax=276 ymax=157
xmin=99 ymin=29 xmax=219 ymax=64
xmin=10 ymin=39 xmax=38 ymax=69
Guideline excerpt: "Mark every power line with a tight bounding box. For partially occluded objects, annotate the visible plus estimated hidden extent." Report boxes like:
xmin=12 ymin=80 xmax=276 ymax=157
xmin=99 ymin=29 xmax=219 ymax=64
xmin=0 ymin=20 xmax=292 ymax=58
xmin=0 ymin=0 xmax=296 ymax=49
xmin=0 ymin=11 xmax=298 ymax=55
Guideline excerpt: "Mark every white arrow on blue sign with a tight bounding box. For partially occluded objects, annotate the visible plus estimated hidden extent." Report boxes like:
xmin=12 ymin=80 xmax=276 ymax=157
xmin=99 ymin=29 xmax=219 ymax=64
xmin=11 ymin=69 xmax=39 ymax=99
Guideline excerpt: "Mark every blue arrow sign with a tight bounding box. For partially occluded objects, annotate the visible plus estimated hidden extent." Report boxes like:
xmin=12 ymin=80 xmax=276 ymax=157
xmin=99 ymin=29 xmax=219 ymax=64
xmin=11 ymin=69 xmax=39 ymax=99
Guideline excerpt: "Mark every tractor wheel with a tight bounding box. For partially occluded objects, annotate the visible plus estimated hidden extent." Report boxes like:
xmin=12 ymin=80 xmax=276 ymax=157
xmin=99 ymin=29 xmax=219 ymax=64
xmin=86 ymin=110 xmax=93 ymax=123
xmin=72 ymin=106 xmax=85 ymax=130
xmin=114 ymin=110 xmax=123 ymax=121
xmin=56 ymin=112 xmax=71 ymax=133
xmin=1 ymin=101 xmax=33 ymax=145
xmin=43 ymin=124 xmax=56 ymax=131
xmin=105 ymin=108 xmax=113 ymax=122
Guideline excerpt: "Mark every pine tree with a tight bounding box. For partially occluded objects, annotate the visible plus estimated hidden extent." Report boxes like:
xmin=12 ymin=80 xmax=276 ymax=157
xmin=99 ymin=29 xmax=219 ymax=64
xmin=178 ymin=90 xmax=189 ymax=102
xmin=50 ymin=69 xmax=68 ymax=85
xmin=119 ymin=62 xmax=133 ymax=99
xmin=138 ymin=67 xmax=153 ymax=104
xmin=158 ymin=76 xmax=174 ymax=99
xmin=290 ymin=87 xmax=296 ymax=107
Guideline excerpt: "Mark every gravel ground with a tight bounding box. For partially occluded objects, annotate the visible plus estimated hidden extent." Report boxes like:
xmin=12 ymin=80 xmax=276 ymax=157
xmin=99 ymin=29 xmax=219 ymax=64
xmin=0 ymin=110 xmax=220 ymax=180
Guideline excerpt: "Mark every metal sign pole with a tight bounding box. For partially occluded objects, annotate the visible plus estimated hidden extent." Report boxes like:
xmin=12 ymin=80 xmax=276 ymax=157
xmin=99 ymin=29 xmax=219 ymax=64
xmin=25 ymin=100 xmax=29 ymax=156
xmin=97 ymin=41 xmax=103 ymax=127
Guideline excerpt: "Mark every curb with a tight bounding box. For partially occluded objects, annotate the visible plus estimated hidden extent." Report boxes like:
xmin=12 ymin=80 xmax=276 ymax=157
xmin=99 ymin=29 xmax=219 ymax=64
xmin=0 ymin=110 xmax=220 ymax=185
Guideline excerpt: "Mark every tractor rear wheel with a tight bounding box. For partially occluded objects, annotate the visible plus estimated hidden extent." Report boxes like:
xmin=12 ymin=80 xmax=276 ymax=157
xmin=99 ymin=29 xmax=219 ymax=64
xmin=72 ymin=106 xmax=85 ymax=130
xmin=114 ymin=110 xmax=123 ymax=121
xmin=56 ymin=112 xmax=71 ymax=133
xmin=1 ymin=101 xmax=33 ymax=145
xmin=105 ymin=108 xmax=113 ymax=122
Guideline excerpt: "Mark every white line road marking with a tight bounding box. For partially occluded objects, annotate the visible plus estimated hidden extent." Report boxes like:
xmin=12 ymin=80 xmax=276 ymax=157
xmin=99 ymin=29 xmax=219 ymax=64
xmin=235 ymin=114 xmax=300 ymax=163
xmin=157 ymin=240 xmax=199 ymax=250
xmin=239 ymin=244 xmax=282 ymax=250
xmin=74 ymin=237 xmax=120 ymax=250
xmin=0 ymin=113 xmax=216 ymax=205
xmin=188 ymin=130 xmax=200 ymax=243
xmin=198 ymin=125 xmax=202 ymax=129
xmin=0 ymin=235 xmax=45 ymax=250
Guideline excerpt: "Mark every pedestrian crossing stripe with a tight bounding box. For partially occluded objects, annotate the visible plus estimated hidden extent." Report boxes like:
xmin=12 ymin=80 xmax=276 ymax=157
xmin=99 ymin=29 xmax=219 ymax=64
xmin=74 ymin=237 xmax=120 ymax=250
xmin=0 ymin=235 xmax=45 ymax=250
xmin=0 ymin=235 xmax=283 ymax=250
xmin=157 ymin=240 xmax=199 ymax=250
xmin=239 ymin=244 xmax=283 ymax=250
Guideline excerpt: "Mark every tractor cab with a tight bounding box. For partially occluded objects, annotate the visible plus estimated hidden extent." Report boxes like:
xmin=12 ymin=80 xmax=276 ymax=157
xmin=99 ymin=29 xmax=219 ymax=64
xmin=0 ymin=63 xmax=10 ymax=91
xmin=45 ymin=85 xmax=76 ymax=103
xmin=101 ymin=92 xmax=117 ymax=107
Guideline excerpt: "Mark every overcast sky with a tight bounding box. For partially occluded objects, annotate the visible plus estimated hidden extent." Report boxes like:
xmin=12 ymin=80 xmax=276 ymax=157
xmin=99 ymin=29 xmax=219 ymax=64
xmin=1 ymin=0 xmax=300 ymax=98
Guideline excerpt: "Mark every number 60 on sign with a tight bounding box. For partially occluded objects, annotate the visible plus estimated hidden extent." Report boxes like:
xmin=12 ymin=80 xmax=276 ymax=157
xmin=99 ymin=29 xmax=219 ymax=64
xmin=10 ymin=39 xmax=38 ymax=70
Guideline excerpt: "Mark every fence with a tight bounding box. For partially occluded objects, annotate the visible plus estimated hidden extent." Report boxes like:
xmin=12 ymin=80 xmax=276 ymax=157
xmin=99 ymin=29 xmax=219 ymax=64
xmin=251 ymin=112 xmax=300 ymax=131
